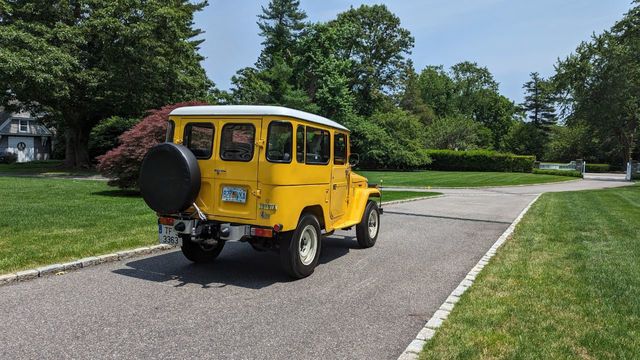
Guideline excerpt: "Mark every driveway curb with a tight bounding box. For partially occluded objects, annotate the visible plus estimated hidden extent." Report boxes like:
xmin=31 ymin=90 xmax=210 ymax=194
xmin=397 ymin=194 xmax=542 ymax=360
xmin=0 ymin=244 xmax=175 ymax=287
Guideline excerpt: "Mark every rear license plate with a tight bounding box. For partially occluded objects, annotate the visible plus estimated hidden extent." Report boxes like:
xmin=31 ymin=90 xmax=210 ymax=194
xmin=158 ymin=225 xmax=182 ymax=246
xmin=222 ymin=186 xmax=247 ymax=203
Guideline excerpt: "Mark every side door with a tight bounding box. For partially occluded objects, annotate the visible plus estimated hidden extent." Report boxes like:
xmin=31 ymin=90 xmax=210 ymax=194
xmin=212 ymin=118 xmax=262 ymax=220
xmin=330 ymin=132 xmax=349 ymax=218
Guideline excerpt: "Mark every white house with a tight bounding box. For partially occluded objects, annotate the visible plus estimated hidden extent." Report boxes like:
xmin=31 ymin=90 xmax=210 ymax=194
xmin=0 ymin=109 xmax=53 ymax=162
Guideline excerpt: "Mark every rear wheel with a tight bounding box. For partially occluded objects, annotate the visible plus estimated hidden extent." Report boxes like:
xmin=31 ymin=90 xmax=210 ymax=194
xmin=280 ymin=214 xmax=322 ymax=279
xmin=356 ymin=200 xmax=380 ymax=248
xmin=181 ymin=237 xmax=225 ymax=263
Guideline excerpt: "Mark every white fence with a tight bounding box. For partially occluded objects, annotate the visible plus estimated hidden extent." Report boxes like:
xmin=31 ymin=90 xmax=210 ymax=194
xmin=539 ymin=161 xmax=581 ymax=172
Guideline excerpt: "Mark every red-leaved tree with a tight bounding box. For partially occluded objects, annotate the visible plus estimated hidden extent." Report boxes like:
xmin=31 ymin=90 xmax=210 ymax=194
xmin=98 ymin=101 xmax=207 ymax=189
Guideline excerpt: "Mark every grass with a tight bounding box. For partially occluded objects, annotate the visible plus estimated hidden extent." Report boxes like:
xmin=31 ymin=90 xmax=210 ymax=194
xmin=420 ymin=184 xmax=640 ymax=359
xmin=380 ymin=190 xmax=441 ymax=203
xmin=0 ymin=177 xmax=156 ymax=274
xmin=0 ymin=160 xmax=98 ymax=177
xmin=358 ymin=170 xmax=575 ymax=188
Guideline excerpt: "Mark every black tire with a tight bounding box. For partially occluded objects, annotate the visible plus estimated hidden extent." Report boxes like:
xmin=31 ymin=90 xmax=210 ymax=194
xmin=181 ymin=237 xmax=225 ymax=263
xmin=139 ymin=143 xmax=201 ymax=214
xmin=279 ymin=214 xmax=322 ymax=279
xmin=356 ymin=200 xmax=380 ymax=248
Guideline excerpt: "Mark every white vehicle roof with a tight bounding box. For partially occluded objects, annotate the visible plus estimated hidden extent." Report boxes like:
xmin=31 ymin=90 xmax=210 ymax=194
xmin=169 ymin=105 xmax=349 ymax=132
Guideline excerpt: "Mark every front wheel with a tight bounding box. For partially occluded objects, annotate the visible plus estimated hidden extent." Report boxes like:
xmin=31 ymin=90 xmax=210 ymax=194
xmin=181 ymin=237 xmax=225 ymax=263
xmin=279 ymin=214 xmax=322 ymax=279
xmin=356 ymin=200 xmax=380 ymax=248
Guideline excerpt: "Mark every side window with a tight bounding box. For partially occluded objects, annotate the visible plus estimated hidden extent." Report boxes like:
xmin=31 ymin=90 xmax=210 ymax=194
xmin=296 ymin=125 xmax=305 ymax=163
xmin=334 ymin=133 xmax=346 ymax=165
xmin=166 ymin=120 xmax=175 ymax=143
xmin=184 ymin=123 xmax=214 ymax=159
xmin=220 ymin=123 xmax=255 ymax=162
xmin=266 ymin=121 xmax=293 ymax=163
xmin=306 ymin=127 xmax=330 ymax=165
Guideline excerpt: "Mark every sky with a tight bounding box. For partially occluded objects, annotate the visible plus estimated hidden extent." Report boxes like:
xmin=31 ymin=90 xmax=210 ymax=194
xmin=194 ymin=0 xmax=633 ymax=103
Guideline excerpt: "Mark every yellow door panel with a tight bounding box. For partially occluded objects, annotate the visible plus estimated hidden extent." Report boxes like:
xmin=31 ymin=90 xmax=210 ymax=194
xmin=212 ymin=118 xmax=262 ymax=220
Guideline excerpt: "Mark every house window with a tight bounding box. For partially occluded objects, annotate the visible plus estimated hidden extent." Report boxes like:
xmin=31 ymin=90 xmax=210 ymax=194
xmin=19 ymin=120 xmax=29 ymax=133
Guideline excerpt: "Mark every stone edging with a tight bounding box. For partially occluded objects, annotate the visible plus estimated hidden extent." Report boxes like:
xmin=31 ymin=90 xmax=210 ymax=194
xmin=397 ymin=194 xmax=542 ymax=360
xmin=0 ymin=244 xmax=175 ymax=287
xmin=381 ymin=194 xmax=445 ymax=206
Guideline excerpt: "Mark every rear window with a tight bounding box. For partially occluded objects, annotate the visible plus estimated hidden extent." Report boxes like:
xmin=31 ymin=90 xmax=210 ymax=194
xmin=306 ymin=127 xmax=330 ymax=165
xmin=166 ymin=120 xmax=175 ymax=143
xmin=220 ymin=123 xmax=255 ymax=162
xmin=184 ymin=123 xmax=214 ymax=159
xmin=266 ymin=121 xmax=293 ymax=163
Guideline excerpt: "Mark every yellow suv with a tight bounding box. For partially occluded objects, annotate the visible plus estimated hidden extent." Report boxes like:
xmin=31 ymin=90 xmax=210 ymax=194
xmin=139 ymin=105 xmax=381 ymax=278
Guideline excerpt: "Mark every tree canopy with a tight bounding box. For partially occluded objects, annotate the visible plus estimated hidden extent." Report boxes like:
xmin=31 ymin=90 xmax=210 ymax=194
xmin=0 ymin=0 xmax=212 ymax=167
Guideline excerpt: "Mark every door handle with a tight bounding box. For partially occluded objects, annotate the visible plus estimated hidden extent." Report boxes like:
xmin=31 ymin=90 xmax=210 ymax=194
xmin=333 ymin=184 xmax=337 ymax=190
xmin=214 ymin=169 xmax=226 ymax=175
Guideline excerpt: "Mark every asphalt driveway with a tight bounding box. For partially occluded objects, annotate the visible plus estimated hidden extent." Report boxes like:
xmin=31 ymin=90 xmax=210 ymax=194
xmin=0 ymin=179 xmax=629 ymax=359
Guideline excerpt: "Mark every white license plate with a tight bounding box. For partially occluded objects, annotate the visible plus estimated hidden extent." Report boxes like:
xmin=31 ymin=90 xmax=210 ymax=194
xmin=158 ymin=225 xmax=182 ymax=246
xmin=222 ymin=186 xmax=247 ymax=203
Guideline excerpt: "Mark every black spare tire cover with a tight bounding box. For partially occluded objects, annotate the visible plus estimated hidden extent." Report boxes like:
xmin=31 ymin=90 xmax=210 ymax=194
xmin=139 ymin=143 xmax=201 ymax=214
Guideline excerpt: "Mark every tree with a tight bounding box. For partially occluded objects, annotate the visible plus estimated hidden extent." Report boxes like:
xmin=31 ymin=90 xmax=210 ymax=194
xmin=349 ymin=109 xmax=431 ymax=169
xmin=502 ymin=121 xmax=546 ymax=159
xmin=0 ymin=0 xmax=212 ymax=167
xmin=521 ymin=72 xmax=557 ymax=131
xmin=555 ymin=1 xmax=640 ymax=166
xmin=329 ymin=5 xmax=414 ymax=115
xmin=88 ymin=116 xmax=138 ymax=161
xmin=399 ymin=64 xmax=435 ymax=125
xmin=256 ymin=0 xmax=307 ymax=69
xmin=417 ymin=66 xmax=457 ymax=118
xmin=97 ymin=101 xmax=207 ymax=189
xmin=424 ymin=115 xmax=492 ymax=150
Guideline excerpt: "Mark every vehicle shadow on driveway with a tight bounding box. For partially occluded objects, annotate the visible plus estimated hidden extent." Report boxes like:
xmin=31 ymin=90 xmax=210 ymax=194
xmin=112 ymin=235 xmax=356 ymax=289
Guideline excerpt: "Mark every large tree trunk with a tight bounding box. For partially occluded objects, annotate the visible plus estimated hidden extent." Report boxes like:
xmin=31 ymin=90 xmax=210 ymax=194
xmin=64 ymin=125 xmax=91 ymax=168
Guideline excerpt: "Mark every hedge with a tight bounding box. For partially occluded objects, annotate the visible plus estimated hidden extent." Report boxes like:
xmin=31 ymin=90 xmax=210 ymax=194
xmin=585 ymin=163 xmax=610 ymax=173
xmin=425 ymin=150 xmax=535 ymax=173
xmin=533 ymin=169 xmax=583 ymax=178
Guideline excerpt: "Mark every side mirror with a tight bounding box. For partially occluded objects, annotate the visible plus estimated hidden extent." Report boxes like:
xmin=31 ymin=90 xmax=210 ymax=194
xmin=348 ymin=153 xmax=360 ymax=167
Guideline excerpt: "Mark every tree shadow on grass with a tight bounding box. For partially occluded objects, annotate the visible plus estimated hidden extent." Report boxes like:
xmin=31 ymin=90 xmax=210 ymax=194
xmin=112 ymin=234 xmax=356 ymax=290
xmin=92 ymin=189 xmax=141 ymax=198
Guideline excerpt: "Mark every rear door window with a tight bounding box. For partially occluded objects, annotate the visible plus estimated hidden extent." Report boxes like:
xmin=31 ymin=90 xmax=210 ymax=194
xmin=266 ymin=121 xmax=293 ymax=163
xmin=220 ymin=123 xmax=256 ymax=162
xmin=306 ymin=127 xmax=330 ymax=165
xmin=184 ymin=123 xmax=214 ymax=159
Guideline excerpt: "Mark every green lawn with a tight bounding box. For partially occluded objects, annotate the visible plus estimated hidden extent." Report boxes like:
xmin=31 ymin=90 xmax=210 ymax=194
xmin=380 ymin=190 xmax=441 ymax=203
xmin=420 ymin=184 xmax=640 ymax=359
xmin=0 ymin=160 xmax=98 ymax=177
xmin=0 ymin=177 xmax=156 ymax=274
xmin=358 ymin=170 xmax=574 ymax=188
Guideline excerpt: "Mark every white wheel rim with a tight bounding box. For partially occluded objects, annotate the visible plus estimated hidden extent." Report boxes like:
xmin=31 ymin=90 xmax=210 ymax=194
xmin=368 ymin=210 xmax=379 ymax=239
xmin=298 ymin=225 xmax=318 ymax=266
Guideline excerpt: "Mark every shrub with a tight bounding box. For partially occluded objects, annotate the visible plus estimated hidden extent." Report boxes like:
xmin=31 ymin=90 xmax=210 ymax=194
xmin=350 ymin=110 xmax=432 ymax=170
xmin=585 ymin=163 xmax=610 ymax=173
xmin=97 ymin=101 xmax=207 ymax=189
xmin=0 ymin=152 xmax=17 ymax=164
xmin=425 ymin=149 xmax=535 ymax=172
xmin=89 ymin=116 xmax=139 ymax=161
xmin=533 ymin=169 xmax=583 ymax=178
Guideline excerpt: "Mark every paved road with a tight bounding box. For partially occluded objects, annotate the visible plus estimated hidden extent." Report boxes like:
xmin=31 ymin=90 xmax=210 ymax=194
xmin=0 ymin=179 xmax=629 ymax=360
